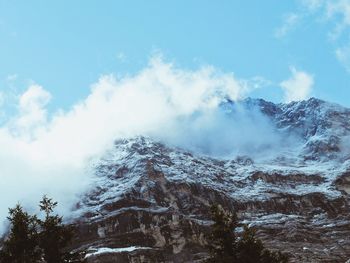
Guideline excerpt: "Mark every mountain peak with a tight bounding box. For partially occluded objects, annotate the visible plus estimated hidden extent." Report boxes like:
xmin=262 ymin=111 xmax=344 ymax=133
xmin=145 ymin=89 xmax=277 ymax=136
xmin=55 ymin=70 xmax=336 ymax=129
xmin=69 ymin=97 xmax=350 ymax=262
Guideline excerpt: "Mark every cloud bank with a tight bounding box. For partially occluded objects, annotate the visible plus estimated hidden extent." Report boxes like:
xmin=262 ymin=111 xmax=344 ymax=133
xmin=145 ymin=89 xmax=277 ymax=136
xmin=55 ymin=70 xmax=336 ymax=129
xmin=0 ymin=54 xmax=316 ymax=234
xmin=0 ymin=56 xmax=280 ymax=232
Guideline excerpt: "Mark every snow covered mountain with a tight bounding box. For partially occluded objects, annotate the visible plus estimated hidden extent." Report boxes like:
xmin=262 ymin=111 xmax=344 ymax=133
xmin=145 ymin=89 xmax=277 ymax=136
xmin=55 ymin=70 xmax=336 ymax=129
xmin=70 ymin=98 xmax=350 ymax=263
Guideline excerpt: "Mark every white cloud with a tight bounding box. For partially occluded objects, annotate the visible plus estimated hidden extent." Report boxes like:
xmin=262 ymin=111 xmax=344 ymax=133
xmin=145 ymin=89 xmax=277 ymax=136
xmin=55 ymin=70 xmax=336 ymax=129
xmin=18 ymin=84 xmax=51 ymax=117
xmin=323 ymin=0 xmax=350 ymax=40
xmin=294 ymin=0 xmax=350 ymax=71
xmin=324 ymin=1 xmax=350 ymax=70
xmin=280 ymin=67 xmax=314 ymax=102
xmin=335 ymin=45 xmax=350 ymax=71
xmin=0 ymin=56 xmax=272 ymax=233
xmin=326 ymin=0 xmax=350 ymax=25
xmin=11 ymin=84 xmax=51 ymax=137
xmin=275 ymin=13 xmax=300 ymax=38
xmin=301 ymin=0 xmax=324 ymax=11
xmin=299 ymin=0 xmax=350 ymax=38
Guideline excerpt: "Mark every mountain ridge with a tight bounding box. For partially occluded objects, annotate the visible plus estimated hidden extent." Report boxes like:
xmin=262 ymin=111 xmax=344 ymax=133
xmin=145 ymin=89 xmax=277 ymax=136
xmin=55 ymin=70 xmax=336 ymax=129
xmin=68 ymin=97 xmax=350 ymax=262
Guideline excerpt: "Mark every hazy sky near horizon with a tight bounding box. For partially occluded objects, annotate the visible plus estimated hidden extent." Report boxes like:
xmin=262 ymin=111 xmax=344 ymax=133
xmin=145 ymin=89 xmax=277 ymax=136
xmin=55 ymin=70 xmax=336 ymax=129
xmin=1 ymin=0 xmax=350 ymax=111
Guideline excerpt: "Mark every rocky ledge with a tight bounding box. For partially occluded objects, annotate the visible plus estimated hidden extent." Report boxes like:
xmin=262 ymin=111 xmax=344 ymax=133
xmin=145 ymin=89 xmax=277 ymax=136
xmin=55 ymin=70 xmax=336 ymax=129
xmin=69 ymin=136 xmax=350 ymax=263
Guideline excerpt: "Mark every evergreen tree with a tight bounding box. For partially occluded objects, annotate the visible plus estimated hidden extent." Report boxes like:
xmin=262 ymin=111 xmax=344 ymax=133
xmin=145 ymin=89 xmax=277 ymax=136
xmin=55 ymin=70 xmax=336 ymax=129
xmin=236 ymin=226 xmax=288 ymax=263
xmin=207 ymin=205 xmax=238 ymax=262
xmin=0 ymin=204 xmax=41 ymax=263
xmin=207 ymin=205 xmax=289 ymax=263
xmin=236 ymin=225 xmax=265 ymax=263
xmin=0 ymin=197 xmax=85 ymax=263
xmin=37 ymin=196 xmax=76 ymax=263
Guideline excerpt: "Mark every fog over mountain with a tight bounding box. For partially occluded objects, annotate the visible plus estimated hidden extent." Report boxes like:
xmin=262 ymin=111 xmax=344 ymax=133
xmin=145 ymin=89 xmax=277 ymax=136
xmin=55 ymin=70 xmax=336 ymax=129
xmin=0 ymin=57 xmax=289 ymax=232
xmin=0 ymin=56 xmax=350 ymax=262
xmin=3 ymin=1 xmax=350 ymax=262
xmin=72 ymin=97 xmax=350 ymax=262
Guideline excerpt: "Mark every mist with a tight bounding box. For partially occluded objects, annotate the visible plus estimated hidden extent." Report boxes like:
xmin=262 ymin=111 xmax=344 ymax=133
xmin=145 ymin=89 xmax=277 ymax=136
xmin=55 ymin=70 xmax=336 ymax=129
xmin=0 ymin=56 xmax=285 ymax=233
xmin=153 ymin=103 xmax=286 ymax=158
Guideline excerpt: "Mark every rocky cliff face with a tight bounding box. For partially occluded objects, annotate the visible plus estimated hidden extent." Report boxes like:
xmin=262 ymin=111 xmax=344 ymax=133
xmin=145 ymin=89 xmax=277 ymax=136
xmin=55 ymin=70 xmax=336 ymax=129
xmin=70 ymin=98 xmax=350 ymax=263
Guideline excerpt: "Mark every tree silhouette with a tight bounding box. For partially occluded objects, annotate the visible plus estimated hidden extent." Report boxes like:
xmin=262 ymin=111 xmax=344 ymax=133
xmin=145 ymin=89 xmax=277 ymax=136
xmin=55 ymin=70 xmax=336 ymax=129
xmin=0 ymin=196 xmax=85 ymax=263
xmin=207 ymin=205 xmax=288 ymax=263
xmin=207 ymin=204 xmax=237 ymax=262
xmin=0 ymin=204 xmax=41 ymax=263
xmin=37 ymin=196 xmax=77 ymax=263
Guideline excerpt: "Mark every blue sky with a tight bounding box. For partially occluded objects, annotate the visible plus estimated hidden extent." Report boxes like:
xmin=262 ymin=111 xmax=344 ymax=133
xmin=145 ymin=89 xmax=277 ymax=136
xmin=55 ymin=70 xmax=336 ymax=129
xmin=2 ymin=0 xmax=350 ymax=230
xmin=1 ymin=0 xmax=350 ymax=109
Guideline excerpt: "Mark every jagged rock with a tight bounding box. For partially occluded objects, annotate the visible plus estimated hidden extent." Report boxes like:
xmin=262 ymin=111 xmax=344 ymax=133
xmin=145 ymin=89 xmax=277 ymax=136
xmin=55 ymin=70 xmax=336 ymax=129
xmin=69 ymin=98 xmax=350 ymax=263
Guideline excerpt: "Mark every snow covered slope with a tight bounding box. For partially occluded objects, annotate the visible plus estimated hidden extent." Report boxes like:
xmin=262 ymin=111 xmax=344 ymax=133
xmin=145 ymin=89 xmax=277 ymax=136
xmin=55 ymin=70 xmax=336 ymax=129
xmin=71 ymin=98 xmax=350 ymax=263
